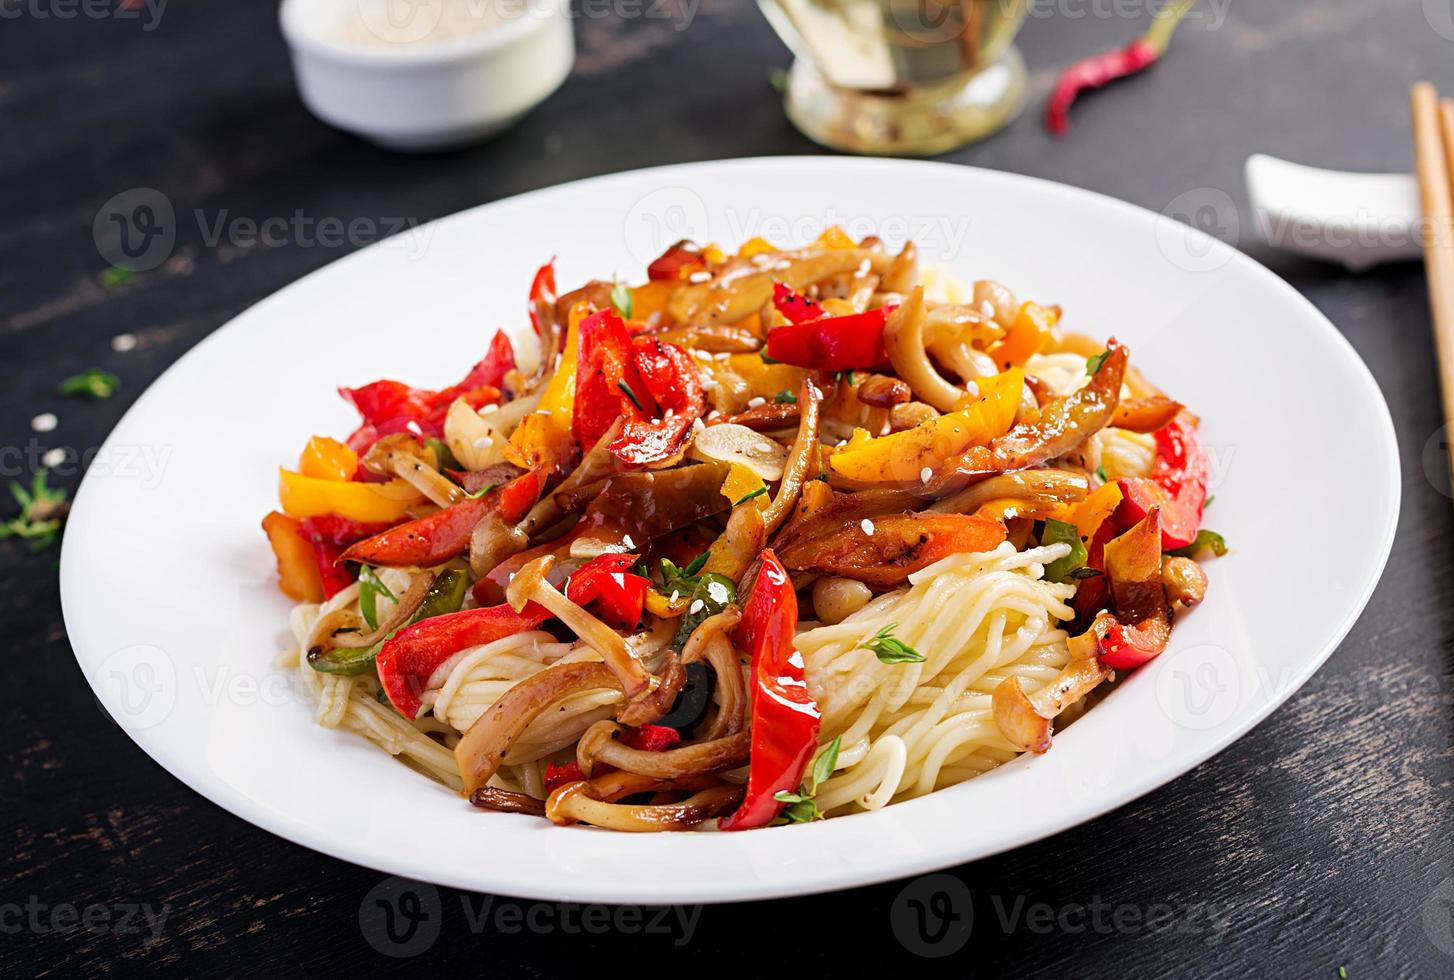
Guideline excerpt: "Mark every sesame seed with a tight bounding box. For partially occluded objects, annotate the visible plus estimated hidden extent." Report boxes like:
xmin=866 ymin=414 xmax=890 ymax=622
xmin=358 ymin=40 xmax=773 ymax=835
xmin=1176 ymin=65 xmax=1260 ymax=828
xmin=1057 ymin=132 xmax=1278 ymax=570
xmin=920 ymin=466 xmax=933 ymax=483
xmin=670 ymin=590 xmax=680 ymax=603
xmin=980 ymin=301 xmax=995 ymax=319
xmin=473 ymin=437 xmax=492 ymax=449
xmin=110 ymin=333 xmax=137 ymax=352
xmin=693 ymin=349 xmax=712 ymax=361
xmin=965 ymin=380 xmax=981 ymax=398
xmin=688 ymin=270 xmax=712 ymax=283
xmin=689 ymin=599 xmax=705 ymax=615
xmin=479 ymin=403 xmax=499 ymax=414
xmin=42 ymin=448 xmax=66 ymax=468
xmin=773 ymin=260 xmax=791 ymax=271
xmin=714 ymin=352 xmax=731 ymax=361
xmin=860 ymin=518 xmax=875 ymax=535
xmin=31 ymin=413 xmax=57 ymax=433
xmin=747 ymin=396 xmax=766 ymax=408
xmin=707 ymin=410 xmax=721 ymax=420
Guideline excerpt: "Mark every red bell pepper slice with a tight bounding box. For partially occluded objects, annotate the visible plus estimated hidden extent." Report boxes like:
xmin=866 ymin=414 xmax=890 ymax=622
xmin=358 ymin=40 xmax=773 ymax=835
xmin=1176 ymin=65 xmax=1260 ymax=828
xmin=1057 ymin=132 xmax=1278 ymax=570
xmin=719 ymin=550 xmax=822 ymax=831
xmin=298 ymin=515 xmax=396 ymax=598
xmin=764 ymin=306 xmax=896 ymax=372
xmin=544 ymin=761 xmax=584 ymax=792
xmin=1114 ymin=414 xmax=1206 ymax=549
xmin=646 ymin=240 xmax=706 ymax=282
xmin=339 ymin=336 xmax=512 ymax=453
xmin=377 ymin=602 xmax=553 ymax=719
xmin=529 ymin=260 xmax=557 ymax=337
xmin=771 ymin=282 xmax=825 ymax=325
xmin=565 ymin=553 xmax=649 ymax=631
xmin=573 ymin=308 xmax=656 ymax=450
xmin=619 ymin=724 xmax=682 ymax=752
xmin=340 ymin=469 xmax=544 ymax=568
xmin=609 ymin=337 xmax=705 ymax=466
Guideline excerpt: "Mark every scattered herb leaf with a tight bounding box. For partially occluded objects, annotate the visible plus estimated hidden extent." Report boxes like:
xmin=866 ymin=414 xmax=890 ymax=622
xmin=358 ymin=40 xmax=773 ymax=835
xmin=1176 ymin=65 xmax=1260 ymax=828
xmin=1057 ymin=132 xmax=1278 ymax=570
xmin=774 ymin=390 xmax=798 ymax=404
xmin=58 ymin=368 xmax=120 ymax=400
xmin=1095 ymin=463 xmax=1108 ymax=484
xmin=860 ymin=623 xmax=925 ymax=664
xmin=0 ymin=470 xmax=68 ymax=551
xmin=617 ymin=379 xmax=644 ymax=411
xmin=1086 ymin=350 xmax=1109 ymax=375
xmin=610 ymin=278 xmax=634 ymax=320
xmin=101 ymin=266 xmax=134 ymax=288
xmin=773 ymin=737 xmax=842 ymax=823
xmin=768 ymin=67 xmax=789 ymax=93
xmin=734 ymin=486 xmax=768 ymax=506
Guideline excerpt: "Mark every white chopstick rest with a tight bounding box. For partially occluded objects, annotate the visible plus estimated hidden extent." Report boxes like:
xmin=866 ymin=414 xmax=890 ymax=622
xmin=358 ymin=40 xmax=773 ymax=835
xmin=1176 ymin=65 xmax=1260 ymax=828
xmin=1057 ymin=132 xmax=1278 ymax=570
xmin=1244 ymin=153 xmax=1423 ymax=271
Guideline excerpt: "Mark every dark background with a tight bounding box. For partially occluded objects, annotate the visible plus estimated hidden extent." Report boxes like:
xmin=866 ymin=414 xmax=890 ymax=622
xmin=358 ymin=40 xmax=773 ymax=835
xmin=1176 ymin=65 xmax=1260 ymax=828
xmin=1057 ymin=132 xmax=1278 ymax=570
xmin=4 ymin=0 xmax=1452 ymax=975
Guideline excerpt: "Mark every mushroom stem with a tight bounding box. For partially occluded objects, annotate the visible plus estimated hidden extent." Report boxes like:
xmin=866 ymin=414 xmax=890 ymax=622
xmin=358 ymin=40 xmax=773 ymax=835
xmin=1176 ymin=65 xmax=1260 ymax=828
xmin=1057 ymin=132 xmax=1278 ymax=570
xmin=362 ymin=434 xmax=462 ymax=508
xmin=506 ymin=555 xmax=652 ymax=698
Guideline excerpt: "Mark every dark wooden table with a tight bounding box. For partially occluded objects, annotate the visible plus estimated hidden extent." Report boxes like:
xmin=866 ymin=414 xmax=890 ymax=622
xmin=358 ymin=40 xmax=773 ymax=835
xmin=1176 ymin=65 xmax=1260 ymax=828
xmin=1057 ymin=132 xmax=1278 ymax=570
xmin=4 ymin=1 xmax=1451 ymax=976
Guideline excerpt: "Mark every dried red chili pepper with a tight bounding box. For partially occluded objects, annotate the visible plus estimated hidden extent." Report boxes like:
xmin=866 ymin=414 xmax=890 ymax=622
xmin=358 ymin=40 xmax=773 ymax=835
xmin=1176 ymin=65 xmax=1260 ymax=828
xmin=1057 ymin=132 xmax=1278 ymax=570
xmin=1045 ymin=0 xmax=1194 ymax=136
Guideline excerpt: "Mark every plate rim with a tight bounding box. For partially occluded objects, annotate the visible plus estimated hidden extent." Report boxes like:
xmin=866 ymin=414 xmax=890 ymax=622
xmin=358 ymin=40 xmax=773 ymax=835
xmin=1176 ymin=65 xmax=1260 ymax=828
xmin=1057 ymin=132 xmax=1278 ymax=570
xmin=59 ymin=156 xmax=1402 ymax=904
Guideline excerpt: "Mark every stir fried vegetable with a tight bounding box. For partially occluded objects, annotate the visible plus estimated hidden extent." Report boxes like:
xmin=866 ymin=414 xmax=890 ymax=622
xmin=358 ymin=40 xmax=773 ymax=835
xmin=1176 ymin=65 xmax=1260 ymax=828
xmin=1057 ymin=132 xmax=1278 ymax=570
xmin=261 ymin=228 xmax=1223 ymax=833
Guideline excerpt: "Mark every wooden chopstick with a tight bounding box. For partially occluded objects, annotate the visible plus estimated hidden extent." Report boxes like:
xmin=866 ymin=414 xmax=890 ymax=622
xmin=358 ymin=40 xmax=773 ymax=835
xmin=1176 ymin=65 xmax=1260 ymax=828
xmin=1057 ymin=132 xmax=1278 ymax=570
xmin=1411 ymin=82 xmax=1454 ymax=493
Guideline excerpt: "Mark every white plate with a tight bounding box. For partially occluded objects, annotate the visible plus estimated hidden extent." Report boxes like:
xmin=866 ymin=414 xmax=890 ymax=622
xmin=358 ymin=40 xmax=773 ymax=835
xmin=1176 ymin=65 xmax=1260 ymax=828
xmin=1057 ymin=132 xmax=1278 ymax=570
xmin=60 ymin=159 xmax=1399 ymax=904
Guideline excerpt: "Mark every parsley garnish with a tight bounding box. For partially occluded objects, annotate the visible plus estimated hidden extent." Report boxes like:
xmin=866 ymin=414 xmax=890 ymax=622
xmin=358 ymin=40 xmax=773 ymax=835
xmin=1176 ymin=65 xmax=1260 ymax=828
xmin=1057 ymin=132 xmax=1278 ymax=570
xmin=610 ymin=278 xmax=634 ymax=320
xmin=1086 ymin=350 xmax=1109 ymax=375
xmin=357 ymin=565 xmax=397 ymax=630
xmin=58 ymin=368 xmax=120 ymax=400
xmin=734 ymin=486 xmax=768 ymax=506
xmin=774 ymin=390 xmax=798 ymax=404
xmin=0 ymin=470 xmax=67 ymax=551
xmin=859 ymin=623 xmax=925 ymax=664
xmin=774 ymin=736 xmax=842 ymax=823
xmin=1095 ymin=463 xmax=1108 ymax=484
xmin=617 ymin=379 xmax=644 ymax=411
xmin=464 ymin=482 xmax=499 ymax=499
xmin=100 ymin=266 xmax=133 ymax=288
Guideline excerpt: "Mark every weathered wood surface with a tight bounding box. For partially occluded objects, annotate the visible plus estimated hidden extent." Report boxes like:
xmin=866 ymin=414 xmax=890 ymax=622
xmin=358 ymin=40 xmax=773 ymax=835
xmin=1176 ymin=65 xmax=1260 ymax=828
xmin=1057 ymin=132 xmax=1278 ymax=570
xmin=2 ymin=1 xmax=1451 ymax=976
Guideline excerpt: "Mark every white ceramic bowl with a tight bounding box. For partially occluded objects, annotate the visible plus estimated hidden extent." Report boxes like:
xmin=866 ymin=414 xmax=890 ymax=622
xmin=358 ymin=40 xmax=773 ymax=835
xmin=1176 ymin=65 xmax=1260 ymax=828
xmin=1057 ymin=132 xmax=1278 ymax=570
xmin=279 ymin=0 xmax=573 ymax=152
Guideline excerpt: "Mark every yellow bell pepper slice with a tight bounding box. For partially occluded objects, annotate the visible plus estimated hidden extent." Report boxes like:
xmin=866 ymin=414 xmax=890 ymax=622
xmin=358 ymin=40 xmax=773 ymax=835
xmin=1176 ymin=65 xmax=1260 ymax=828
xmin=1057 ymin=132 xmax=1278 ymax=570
xmin=298 ymin=435 xmax=357 ymax=482
xmin=988 ymin=301 xmax=1059 ymax=371
xmin=536 ymin=301 xmax=589 ymax=422
xmin=830 ymin=369 xmax=1024 ymax=483
xmin=1065 ymin=481 xmax=1124 ymax=542
xmin=737 ymin=236 xmax=776 ymax=258
xmin=278 ymin=468 xmax=424 ymax=523
xmin=813 ymin=226 xmax=857 ymax=250
xmin=720 ymin=463 xmax=769 ymax=509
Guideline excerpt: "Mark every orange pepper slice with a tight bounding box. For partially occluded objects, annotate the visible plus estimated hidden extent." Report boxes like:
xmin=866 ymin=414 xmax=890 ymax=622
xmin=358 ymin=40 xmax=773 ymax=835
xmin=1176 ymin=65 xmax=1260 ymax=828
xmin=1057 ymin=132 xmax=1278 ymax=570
xmin=298 ymin=435 xmax=357 ymax=481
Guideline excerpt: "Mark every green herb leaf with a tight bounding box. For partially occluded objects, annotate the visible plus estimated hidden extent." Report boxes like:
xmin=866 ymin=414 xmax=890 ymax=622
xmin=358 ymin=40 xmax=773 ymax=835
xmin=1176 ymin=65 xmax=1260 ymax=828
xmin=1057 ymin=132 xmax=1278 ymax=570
xmin=0 ymin=469 xmax=67 ymax=551
xmin=357 ymin=565 xmax=397 ymax=630
xmin=1167 ymin=529 xmax=1228 ymax=559
xmin=1203 ymin=494 xmax=1216 ymax=509
xmin=101 ymin=266 xmax=134 ymax=288
xmin=860 ymin=623 xmax=925 ymax=664
xmin=671 ymin=572 xmax=737 ymax=649
xmin=779 ymin=799 xmax=820 ymax=823
xmin=610 ymin=278 xmax=634 ymax=320
xmin=1095 ymin=463 xmax=1108 ymax=484
xmin=760 ymin=351 xmax=781 ymax=365
xmin=768 ymin=67 xmax=789 ymax=93
xmin=464 ymin=482 xmax=499 ymax=499
xmin=806 ymin=736 xmax=841 ymax=796
xmin=1086 ymin=351 xmax=1109 ymax=375
xmin=774 ymin=390 xmax=797 ymax=404
xmin=681 ymin=551 xmax=710 ymax=578
xmin=617 ymin=379 xmax=644 ymax=411
xmin=424 ymin=437 xmax=460 ymax=472
xmin=733 ymin=486 xmax=768 ymax=506
xmin=1042 ymin=518 xmax=1089 ymax=582
xmin=58 ymin=368 xmax=120 ymax=400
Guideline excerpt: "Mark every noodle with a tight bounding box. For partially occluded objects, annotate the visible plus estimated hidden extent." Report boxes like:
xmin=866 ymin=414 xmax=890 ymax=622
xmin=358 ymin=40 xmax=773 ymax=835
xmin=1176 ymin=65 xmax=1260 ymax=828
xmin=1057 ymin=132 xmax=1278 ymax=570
xmin=797 ymin=542 xmax=1079 ymax=815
